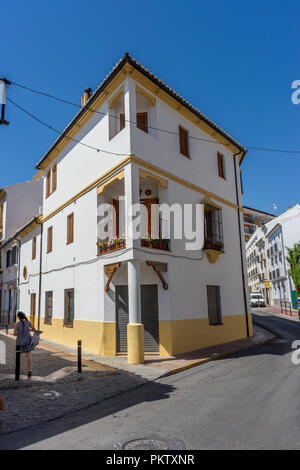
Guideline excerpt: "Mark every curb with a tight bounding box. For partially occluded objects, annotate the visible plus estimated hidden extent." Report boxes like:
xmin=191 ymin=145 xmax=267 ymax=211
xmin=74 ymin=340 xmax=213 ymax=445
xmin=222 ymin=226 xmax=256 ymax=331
xmin=158 ymin=330 xmax=276 ymax=378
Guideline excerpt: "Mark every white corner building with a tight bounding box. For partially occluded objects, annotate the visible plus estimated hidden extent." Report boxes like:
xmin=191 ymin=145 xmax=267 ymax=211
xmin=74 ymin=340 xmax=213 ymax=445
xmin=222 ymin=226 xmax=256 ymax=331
xmin=16 ymin=54 xmax=252 ymax=363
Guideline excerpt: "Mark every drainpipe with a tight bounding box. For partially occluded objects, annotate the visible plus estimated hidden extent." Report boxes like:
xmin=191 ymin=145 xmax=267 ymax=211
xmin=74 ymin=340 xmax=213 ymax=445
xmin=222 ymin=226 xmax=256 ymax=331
xmin=233 ymin=151 xmax=250 ymax=337
xmin=280 ymin=226 xmax=292 ymax=303
xmin=37 ymin=220 xmax=43 ymax=333
xmin=15 ymin=236 xmax=21 ymax=321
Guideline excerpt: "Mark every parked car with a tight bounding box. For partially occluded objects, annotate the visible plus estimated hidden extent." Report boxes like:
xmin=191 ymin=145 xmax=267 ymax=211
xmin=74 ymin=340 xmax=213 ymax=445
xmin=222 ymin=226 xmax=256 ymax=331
xmin=250 ymin=293 xmax=266 ymax=307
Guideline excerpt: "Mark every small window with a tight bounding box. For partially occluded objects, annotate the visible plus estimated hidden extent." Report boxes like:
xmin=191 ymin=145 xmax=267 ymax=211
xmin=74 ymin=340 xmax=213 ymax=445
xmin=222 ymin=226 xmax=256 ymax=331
xmin=217 ymin=152 xmax=226 ymax=179
xmin=47 ymin=226 xmax=53 ymax=253
xmin=179 ymin=125 xmax=189 ymax=158
xmin=0 ymin=204 xmax=4 ymax=232
xmin=32 ymin=236 xmax=37 ymax=260
xmin=45 ymin=291 xmax=53 ymax=325
xmin=46 ymin=170 xmax=51 ymax=198
xmin=67 ymin=213 xmax=74 ymax=245
xmin=120 ymin=113 xmax=125 ymax=131
xmin=52 ymin=163 xmax=57 ymax=193
xmin=204 ymin=204 xmax=224 ymax=251
xmin=207 ymin=285 xmax=222 ymax=325
xmin=64 ymin=289 xmax=74 ymax=326
xmin=136 ymin=112 xmax=148 ymax=133
xmin=11 ymin=246 xmax=17 ymax=265
xmin=6 ymin=250 xmax=11 ymax=268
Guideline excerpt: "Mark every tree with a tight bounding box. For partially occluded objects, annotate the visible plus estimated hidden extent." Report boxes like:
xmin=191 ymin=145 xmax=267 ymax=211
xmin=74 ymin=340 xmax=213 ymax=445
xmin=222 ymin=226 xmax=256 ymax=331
xmin=286 ymin=243 xmax=300 ymax=296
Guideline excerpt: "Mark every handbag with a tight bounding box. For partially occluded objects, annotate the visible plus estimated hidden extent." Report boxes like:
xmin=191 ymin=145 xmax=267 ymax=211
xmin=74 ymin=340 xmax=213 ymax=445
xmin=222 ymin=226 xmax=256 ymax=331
xmin=29 ymin=331 xmax=40 ymax=351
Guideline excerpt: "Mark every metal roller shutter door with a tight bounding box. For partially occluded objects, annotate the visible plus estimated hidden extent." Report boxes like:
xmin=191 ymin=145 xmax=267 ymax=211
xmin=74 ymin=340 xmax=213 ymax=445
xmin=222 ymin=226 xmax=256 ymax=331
xmin=141 ymin=285 xmax=159 ymax=353
xmin=116 ymin=284 xmax=159 ymax=353
xmin=116 ymin=286 xmax=129 ymax=353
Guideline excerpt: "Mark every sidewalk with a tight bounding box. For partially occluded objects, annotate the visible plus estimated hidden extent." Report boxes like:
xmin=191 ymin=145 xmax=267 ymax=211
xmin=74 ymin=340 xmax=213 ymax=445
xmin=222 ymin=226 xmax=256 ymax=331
xmin=258 ymin=305 xmax=299 ymax=321
xmin=0 ymin=325 xmax=275 ymax=436
xmin=1 ymin=324 xmax=275 ymax=383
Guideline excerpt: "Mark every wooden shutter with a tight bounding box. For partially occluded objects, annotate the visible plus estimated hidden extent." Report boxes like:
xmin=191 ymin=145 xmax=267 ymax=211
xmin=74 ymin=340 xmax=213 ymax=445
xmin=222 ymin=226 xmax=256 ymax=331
xmin=46 ymin=170 xmax=51 ymax=198
xmin=179 ymin=125 xmax=189 ymax=157
xmin=52 ymin=163 xmax=57 ymax=192
xmin=47 ymin=226 xmax=53 ymax=253
xmin=45 ymin=291 xmax=53 ymax=324
xmin=0 ymin=204 xmax=3 ymax=232
xmin=141 ymin=198 xmax=159 ymax=238
xmin=207 ymin=285 xmax=222 ymax=325
xmin=67 ymin=213 xmax=74 ymax=244
xmin=32 ymin=236 xmax=37 ymax=260
xmin=136 ymin=112 xmax=148 ymax=133
xmin=120 ymin=113 xmax=125 ymax=131
xmin=217 ymin=153 xmax=225 ymax=179
xmin=65 ymin=289 xmax=74 ymax=325
xmin=6 ymin=250 xmax=11 ymax=267
xmin=112 ymin=200 xmax=119 ymax=238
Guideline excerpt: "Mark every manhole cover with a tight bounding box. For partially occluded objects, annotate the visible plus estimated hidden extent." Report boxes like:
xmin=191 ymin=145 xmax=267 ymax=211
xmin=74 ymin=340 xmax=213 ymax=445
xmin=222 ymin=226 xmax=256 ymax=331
xmin=42 ymin=391 xmax=62 ymax=400
xmin=117 ymin=436 xmax=185 ymax=450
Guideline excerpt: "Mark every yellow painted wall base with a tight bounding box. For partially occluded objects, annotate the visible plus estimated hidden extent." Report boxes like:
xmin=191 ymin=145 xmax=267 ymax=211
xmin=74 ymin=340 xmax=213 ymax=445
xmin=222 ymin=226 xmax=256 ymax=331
xmin=127 ymin=323 xmax=144 ymax=364
xmin=159 ymin=313 xmax=253 ymax=356
xmin=39 ymin=318 xmax=116 ymax=356
xmin=36 ymin=313 xmax=252 ymax=358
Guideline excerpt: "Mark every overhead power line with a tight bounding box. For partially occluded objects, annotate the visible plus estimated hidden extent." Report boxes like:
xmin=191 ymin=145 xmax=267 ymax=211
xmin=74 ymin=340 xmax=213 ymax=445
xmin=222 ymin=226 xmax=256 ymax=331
xmin=8 ymin=80 xmax=300 ymax=155
xmin=6 ymin=97 xmax=128 ymax=157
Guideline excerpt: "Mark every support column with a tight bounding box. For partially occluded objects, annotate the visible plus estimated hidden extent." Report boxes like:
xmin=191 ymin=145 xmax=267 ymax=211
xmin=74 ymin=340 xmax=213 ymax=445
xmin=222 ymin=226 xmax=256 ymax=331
xmin=127 ymin=260 xmax=144 ymax=364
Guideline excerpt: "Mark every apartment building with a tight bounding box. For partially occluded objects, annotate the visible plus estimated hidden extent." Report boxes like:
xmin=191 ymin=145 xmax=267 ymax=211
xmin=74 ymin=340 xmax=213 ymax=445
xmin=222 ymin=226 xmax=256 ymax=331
xmin=243 ymin=206 xmax=275 ymax=243
xmin=17 ymin=53 xmax=252 ymax=363
xmin=0 ymin=179 xmax=42 ymax=326
xmin=246 ymin=204 xmax=300 ymax=306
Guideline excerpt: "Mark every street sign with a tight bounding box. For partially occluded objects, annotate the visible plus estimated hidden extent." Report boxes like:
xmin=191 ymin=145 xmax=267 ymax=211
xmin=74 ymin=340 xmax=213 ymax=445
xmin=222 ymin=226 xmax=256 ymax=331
xmin=265 ymin=281 xmax=269 ymax=289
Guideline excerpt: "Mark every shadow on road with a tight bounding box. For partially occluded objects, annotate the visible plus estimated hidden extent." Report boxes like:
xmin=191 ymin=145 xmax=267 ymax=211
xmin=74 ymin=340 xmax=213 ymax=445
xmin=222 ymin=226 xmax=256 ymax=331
xmin=0 ymin=375 xmax=176 ymax=450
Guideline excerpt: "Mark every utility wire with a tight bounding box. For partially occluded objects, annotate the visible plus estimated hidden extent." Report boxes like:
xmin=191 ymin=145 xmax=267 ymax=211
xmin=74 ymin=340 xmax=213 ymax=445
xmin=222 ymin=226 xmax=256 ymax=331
xmin=8 ymin=80 xmax=300 ymax=155
xmin=11 ymin=80 xmax=234 ymax=149
xmin=6 ymin=97 xmax=128 ymax=157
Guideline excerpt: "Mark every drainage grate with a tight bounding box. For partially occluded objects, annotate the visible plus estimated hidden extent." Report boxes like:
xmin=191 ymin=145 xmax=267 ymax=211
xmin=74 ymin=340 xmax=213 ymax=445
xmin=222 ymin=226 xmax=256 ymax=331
xmin=117 ymin=436 xmax=185 ymax=450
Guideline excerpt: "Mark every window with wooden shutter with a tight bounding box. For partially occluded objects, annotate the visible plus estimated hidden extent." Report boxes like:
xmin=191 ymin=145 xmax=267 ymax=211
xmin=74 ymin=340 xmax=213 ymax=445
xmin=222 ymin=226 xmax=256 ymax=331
xmin=46 ymin=170 xmax=51 ymax=198
xmin=52 ymin=163 xmax=57 ymax=193
xmin=217 ymin=152 xmax=226 ymax=179
xmin=64 ymin=289 xmax=74 ymax=326
xmin=0 ymin=204 xmax=3 ymax=233
xmin=136 ymin=112 xmax=148 ymax=133
xmin=204 ymin=204 xmax=224 ymax=251
xmin=67 ymin=213 xmax=74 ymax=244
xmin=112 ymin=200 xmax=120 ymax=238
xmin=32 ymin=236 xmax=37 ymax=260
xmin=47 ymin=226 xmax=53 ymax=253
xmin=179 ymin=125 xmax=189 ymax=158
xmin=45 ymin=291 xmax=53 ymax=324
xmin=6 ymin=250 xmax=11 ymax=268
xmin=120 ymin=113 xmax=125 ymax=131
xmin=207 ymin=285 xmax=222 ymax=325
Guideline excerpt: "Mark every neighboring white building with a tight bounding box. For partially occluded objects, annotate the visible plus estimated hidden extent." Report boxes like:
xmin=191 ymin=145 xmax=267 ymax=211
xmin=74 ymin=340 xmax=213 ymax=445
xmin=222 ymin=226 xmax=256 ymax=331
xmin=17 ymin=54 xmax=252 ymax=363
xmin=243 ymin=206 xmax=275 ymax=243
xmin=0 ymin=179 xmax=43 ymax=326
xmin=246 ymin=204 xmax=300 ymax=306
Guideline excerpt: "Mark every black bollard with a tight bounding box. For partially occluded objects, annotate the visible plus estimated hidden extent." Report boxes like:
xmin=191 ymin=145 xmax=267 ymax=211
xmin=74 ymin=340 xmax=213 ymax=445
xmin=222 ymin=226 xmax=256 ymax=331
xmin=77 ymin=340 xmax=82 ymax=374
xmin=15 ymin=345 xmax=21 ymax=381
xmin=5 ymin=321 xmax=8 ymax=335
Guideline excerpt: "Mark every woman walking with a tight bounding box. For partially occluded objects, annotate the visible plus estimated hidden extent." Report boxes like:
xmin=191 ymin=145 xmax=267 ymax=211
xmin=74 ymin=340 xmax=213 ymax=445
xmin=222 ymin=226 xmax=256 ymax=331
xmin=13 ymin=311 xmax=36 ymax=377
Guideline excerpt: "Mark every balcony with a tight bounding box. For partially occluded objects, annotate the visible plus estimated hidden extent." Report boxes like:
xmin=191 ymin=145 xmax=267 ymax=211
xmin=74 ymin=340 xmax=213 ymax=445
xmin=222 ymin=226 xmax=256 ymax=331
xmin=97 ymin=239 xmax=126 ymax=256
xmin=141 ymin=238 xmax=170 ymax=251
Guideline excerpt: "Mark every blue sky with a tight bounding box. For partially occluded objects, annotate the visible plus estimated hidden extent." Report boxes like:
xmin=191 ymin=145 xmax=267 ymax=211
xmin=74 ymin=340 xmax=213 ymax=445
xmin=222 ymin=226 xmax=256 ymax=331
xmin=1 ymin=0 xmax=299 ymax=215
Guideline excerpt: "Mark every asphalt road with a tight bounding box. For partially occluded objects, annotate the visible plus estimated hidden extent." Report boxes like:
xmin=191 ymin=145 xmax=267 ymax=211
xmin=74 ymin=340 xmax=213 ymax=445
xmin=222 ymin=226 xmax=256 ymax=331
xmin=1 ymin=310 xmax=300 ymax=450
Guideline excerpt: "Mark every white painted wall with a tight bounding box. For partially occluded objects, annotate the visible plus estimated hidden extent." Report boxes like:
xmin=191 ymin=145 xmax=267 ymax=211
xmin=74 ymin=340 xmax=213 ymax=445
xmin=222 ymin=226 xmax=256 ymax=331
xmin=14 ymin=73 xmax=248 ymax=339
